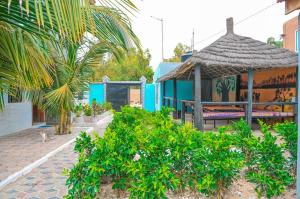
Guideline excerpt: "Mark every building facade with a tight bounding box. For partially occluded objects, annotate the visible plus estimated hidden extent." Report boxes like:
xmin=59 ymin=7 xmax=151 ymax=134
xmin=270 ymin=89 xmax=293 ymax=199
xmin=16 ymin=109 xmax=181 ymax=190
xmin=283 ymin=16 xmax=298 ymax=52
xmin=0 ymin=94 xmax=33 ymax=136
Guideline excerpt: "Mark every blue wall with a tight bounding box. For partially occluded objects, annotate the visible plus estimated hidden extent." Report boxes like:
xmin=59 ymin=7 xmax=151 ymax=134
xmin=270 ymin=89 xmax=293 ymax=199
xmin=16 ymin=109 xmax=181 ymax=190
xmin=177 ymin=80 xmax=193 ymax=110
xmin=89 ymin=83 xmax=105 ymax=105
xmin=161 ymin=80 xmax=193 ymax=111
xmin=145 ymin=84 xmax=155 ymax=112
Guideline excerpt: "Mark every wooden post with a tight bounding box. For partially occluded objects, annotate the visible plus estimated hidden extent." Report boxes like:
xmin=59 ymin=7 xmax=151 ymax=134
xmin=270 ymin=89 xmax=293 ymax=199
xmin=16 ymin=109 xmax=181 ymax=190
xmin=162 ymin=81 xmax=166 ymax=106
xmin=194 ymin=64 xmax=204 ymax=130
xmin=181 ymin=101 xmax=185 ymax=123
xmin=173 ymin=78 xmax=177 ymax=118
xmin=247 ymin=69 xmax=253 ymax=127
xmin=296 ymin=11 xmax=300 ymax=199
xmin=102 ymin=76 xmax=110 ymax=102
xmin=140 ymin=76 xmax=147 ymax=109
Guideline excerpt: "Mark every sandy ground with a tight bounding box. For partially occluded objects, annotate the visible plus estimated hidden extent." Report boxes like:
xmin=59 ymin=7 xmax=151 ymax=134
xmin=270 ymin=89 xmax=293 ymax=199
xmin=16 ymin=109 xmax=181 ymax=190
xmin=97 ymin=177 xmax=295 ymax=199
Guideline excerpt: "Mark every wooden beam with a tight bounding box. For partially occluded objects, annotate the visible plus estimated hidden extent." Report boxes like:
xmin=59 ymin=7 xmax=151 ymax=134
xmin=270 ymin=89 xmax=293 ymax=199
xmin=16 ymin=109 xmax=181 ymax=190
xmin=247 ymin=69 xmax=253 ymax=126
xmin=162 ymin=81 xmax=166 ymax=106
xmin=181 ymin=101 xmax=186 ymax=123
xmin=173 ymin=78 xmax=178 ymax=118
xmin=194 ymin=64 xmax=204 ymax=130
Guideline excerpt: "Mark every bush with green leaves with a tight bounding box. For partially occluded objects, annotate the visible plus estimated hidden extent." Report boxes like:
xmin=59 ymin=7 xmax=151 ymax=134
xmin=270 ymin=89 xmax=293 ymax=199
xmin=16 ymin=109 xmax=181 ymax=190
xmin=245 ymin=121 xmax=293 ymax=199
xmin=102 ymin=102 xmax=113 ymax=111
xmin=274 ymin=121 xmax=297 ymax=176
xmin=65 ymin=108 xmax=293 ymax=199
xmin=83 ymin=105 xmax=92 ymax=116
xmin=231 ymin=119 xmax=256 ymax=166
xmin=190 ymin=128 xmax=244 ymax=199
xmin=73 ymin=104 xmax=83 ymax=117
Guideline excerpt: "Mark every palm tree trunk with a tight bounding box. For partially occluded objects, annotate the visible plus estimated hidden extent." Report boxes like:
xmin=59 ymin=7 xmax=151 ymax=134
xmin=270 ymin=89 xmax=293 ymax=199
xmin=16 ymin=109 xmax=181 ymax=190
xmin=60 ymin=108 xmax=66 ymax=134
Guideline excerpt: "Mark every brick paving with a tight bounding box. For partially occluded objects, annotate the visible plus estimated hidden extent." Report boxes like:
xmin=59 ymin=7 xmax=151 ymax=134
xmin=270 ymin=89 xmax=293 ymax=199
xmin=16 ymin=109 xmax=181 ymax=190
xmin=0 ymin=113 xmax=112 ymax=198
xmin=0 ymin=125 xmax=89 ymax=182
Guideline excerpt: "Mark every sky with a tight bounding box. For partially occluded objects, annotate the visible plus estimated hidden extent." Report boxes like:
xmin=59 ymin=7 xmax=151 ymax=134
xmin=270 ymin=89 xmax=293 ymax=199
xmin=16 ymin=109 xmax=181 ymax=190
xmin=130 ymin=0 xmax=299 ymax=70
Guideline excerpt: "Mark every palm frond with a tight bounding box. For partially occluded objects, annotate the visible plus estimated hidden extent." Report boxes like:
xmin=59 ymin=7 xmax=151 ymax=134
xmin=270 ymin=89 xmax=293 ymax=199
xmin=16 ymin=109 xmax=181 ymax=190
xmin=0 ymin=21 xmax=53 ymax=110
xmin=3 ymin=0 xmax=139 ymax=44
xmin=44 ymin=83 xmax=74 ymax=113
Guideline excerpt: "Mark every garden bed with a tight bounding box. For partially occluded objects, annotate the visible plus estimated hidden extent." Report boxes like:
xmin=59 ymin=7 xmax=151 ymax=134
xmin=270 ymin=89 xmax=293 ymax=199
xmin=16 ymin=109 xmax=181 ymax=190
xmin=98 ymin=177 xmax=296 ymax=199
xmin=65 ymin=107 xmax=297 ymax=199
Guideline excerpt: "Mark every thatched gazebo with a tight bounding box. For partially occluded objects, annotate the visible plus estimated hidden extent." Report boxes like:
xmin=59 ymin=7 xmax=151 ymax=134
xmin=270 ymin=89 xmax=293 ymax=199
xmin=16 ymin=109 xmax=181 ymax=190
xmin=158 ymin=17 xmax=298 ymax=130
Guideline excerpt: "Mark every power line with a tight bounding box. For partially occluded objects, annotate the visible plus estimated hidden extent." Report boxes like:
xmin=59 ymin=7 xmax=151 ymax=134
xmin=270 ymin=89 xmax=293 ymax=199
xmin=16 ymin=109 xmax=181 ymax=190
xmin=194 ymin=2 xmax=277 ymax=47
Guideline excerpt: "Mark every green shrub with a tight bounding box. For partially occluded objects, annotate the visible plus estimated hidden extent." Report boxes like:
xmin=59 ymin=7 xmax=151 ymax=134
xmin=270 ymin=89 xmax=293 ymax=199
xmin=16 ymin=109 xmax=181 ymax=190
xmin=65 ymin=132 xmax=105 ymax=198
xmin=274 ymin=121 xmax=297 ymax=176
xmin=84 ymin=105 xmax=92 ymax=116
xmin=102 ymin=102 xmax=113 ymax=111
xmin=231 ymin=119 xmax=256 ymax=165
xmin=65 ymin=107 xmax=293 ymax=199
xmin=73 ymin=104 xmax=83 ymax=117
xmin=191 ymin=130 xmax=244 ymax=198
xmin=245 ymin=121 xmax=293 ymax=199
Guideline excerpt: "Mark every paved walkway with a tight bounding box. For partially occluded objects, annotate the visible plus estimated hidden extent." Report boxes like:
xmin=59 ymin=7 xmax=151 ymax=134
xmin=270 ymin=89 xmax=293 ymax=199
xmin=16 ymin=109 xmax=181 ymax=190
xmin=0 ymin=113 xmax=112 ymax=198
xmin=0 ymin=126 xmax=89 ymax=182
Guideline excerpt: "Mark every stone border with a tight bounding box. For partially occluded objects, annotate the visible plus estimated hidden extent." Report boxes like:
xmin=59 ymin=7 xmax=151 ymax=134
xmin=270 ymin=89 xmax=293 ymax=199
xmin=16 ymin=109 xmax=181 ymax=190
xmin=0 ymin=113 xmax=112 ymax=190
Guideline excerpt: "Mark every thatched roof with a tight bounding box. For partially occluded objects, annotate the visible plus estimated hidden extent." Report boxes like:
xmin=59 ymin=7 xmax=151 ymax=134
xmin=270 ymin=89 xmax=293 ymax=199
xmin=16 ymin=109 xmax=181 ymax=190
xmin=158 ymin=18 xmax=298 ymax=81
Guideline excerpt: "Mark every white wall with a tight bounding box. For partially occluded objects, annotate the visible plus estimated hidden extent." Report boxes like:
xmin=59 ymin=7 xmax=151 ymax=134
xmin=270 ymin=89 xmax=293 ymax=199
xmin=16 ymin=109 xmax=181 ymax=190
xmin=0 ymin=95 xmax=32 ymax=136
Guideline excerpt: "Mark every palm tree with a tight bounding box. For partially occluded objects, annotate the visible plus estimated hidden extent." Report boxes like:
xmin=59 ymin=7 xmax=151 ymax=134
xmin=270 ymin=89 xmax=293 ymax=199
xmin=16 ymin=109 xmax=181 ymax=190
xmin=0 ymin=0 xmax=140 ymax=133
xmin=38 ymin=40 xmax=122 ymax=134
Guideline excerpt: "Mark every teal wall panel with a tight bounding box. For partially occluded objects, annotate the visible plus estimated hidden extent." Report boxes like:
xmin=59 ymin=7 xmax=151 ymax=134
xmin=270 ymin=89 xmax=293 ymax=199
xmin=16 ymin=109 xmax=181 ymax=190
xmin=165 ymin=80 xmax=174 ymax=98
xmin=160 ymin=80 xmax=193 ymax=111
xmin=89 ymin=83 xmax=105 ymax=105
xmin=145 ymin=84 xmax=155 ymax=112
xmin=176 ymin=80 xmax=193 ymax=110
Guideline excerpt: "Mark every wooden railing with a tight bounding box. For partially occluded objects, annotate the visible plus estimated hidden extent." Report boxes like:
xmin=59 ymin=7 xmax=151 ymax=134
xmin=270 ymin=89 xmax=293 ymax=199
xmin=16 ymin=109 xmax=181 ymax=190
xmin=163 ymin=96 xmax=174 ymax=107
xmin=180 ymin=100 xmax=297 ymax=124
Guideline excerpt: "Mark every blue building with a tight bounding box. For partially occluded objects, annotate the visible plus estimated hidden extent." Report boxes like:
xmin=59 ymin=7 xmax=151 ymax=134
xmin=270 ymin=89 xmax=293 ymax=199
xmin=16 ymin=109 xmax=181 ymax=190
xmin=153 ymin=52 xmax=194 ymax=115
xmin=89 ymin=52 xmax=194 ymax=113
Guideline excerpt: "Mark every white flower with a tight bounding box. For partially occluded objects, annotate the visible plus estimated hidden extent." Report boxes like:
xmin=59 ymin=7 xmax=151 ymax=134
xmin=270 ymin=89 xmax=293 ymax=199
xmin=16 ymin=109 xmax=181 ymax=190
xmin=133 ymin=153 xmax=141 ymax=161
xmin=166 ymin=149 xmax=171 ymax=156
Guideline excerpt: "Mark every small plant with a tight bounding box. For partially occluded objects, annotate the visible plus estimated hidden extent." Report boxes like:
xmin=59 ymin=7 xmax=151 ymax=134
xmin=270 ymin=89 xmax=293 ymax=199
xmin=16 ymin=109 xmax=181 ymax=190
xmin=274 ymin=121 xmax=297 ymax=177
xmin=245 ymin=121 xmax=293 ymax=199
xmin=73 ymin=104 xmax=83 ymax=117
xmin=84 ymin=105 xmax=92 ymax=116
xmin=102 ymin=102 xmax=112 ymax=111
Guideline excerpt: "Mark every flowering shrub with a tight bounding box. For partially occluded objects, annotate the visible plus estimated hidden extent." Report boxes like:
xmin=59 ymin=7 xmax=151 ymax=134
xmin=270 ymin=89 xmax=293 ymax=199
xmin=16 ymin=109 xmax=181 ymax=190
xmin=65 ymin=108 xmax=293 ymax=199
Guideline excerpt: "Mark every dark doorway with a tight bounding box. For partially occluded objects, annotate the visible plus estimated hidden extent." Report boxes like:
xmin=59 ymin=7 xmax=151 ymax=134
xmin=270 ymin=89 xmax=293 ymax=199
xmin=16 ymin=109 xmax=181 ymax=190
xmin=32 ymin=105 xmax=45 ymax=124
xmin=106 ymin=83 xmax=142 ymax=111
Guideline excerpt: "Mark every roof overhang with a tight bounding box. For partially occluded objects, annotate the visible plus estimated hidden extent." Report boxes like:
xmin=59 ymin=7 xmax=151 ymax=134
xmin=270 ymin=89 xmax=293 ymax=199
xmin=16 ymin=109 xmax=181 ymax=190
xmin=278 ymin=0 xmax=300 ymax=15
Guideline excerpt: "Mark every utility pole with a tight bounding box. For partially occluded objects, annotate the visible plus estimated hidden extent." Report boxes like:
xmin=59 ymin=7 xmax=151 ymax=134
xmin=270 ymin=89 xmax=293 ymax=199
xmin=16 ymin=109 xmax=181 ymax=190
xmin=151 ymin=16 xmax=164 ymax=61
xmin=191 ymin=29 xmax=195 ymax=51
